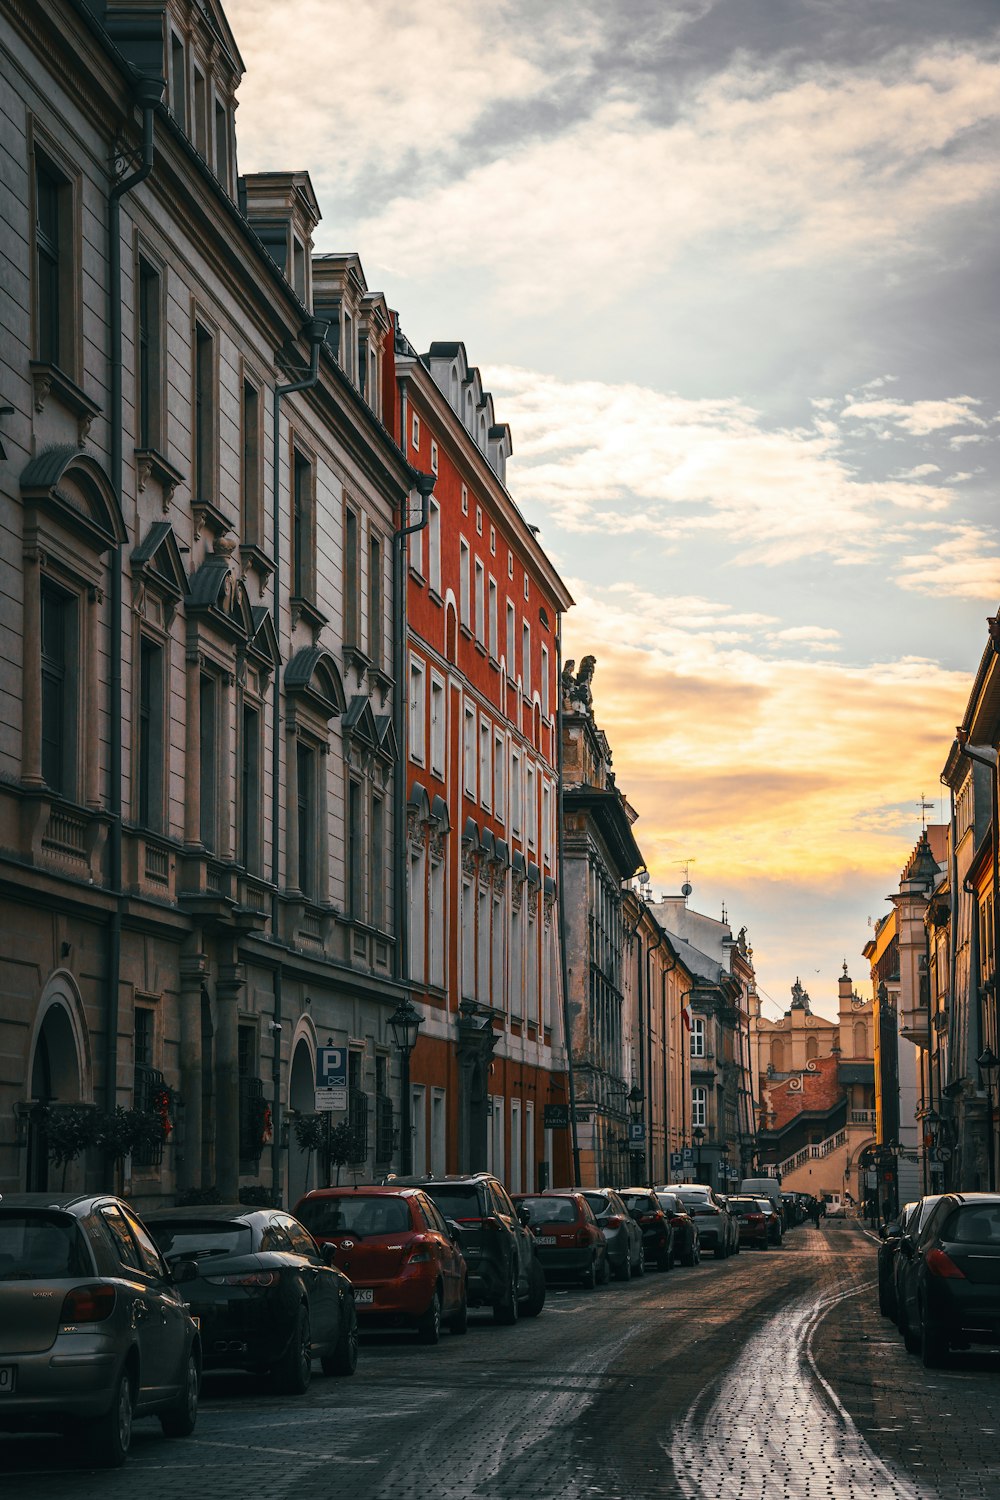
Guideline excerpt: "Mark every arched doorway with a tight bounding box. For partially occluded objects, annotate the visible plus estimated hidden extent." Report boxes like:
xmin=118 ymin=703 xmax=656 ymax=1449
xmin=26 ymin=999 xmax=86 ymax=1191
xmin=287 ymin=1036 xmax=316 ymax=1208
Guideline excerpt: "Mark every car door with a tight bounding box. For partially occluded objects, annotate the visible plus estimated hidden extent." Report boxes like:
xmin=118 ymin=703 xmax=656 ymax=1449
xmin=491 ymin=1183 xmax=527 ymax=1292
xmin=278 ymin=1214 xmax=339 ymax=1352
xmin=419 ymin=1195 xmax=463 ymax=1313
xmin=98 ymin=1203 xmax=173 ymax=1405
xmin=121 ymin=1206 xmax=190 ymax=1398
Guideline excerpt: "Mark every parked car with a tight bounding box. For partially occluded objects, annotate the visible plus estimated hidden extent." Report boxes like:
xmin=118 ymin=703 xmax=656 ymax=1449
xmin=654 ymin=1192 xmax=701 ymax=1266
xmin=724 ymin=1195 xmax=769 ymax=1249
xmin=393 ymin=1174 xmax=544 ymax=1322
xmin=756 ymin=1198 xmax=784 ymax=1245
xmin=664 ymin=1185 xmax=738 ymax=1258
xmin=823 ymin=1193 xmax=846 ymax=1219
xmin=896 ymin=1193 xmax=1000 ymax=1367
xmin=582 ymin=1189 xmax=645 ymax=1280
xmin=514 ymin=1192 xmax=609 ymax=1288
xmin=893 ymin=1194 xmax=943 ymax=1337
xmin=878 ymin=1201 xmax=917 ymax=1319
xmin=143 ymin=1205 xmax=358 ymax=1391
xmin=293 ymin=1186 xmax=467 ymax=1342
xmin=619 ymin=1187 xmax=675 ymax=1270
xmin=739 ymin=1177 xmax=783 ymax=1216
xmin=0 ymin=1192 xmax=201 ymax=1468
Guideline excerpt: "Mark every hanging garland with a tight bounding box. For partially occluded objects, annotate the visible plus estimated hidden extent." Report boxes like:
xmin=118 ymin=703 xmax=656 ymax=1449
xmin=151 ymin=1085 xmax=174 ymax=1141
xmin=260 ymin=1103 xmax=273 ymax=1145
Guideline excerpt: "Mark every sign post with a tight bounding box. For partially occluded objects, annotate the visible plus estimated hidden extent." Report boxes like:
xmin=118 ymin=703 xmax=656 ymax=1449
xmin=315 ymin=1046 xmax=348 ymax=1113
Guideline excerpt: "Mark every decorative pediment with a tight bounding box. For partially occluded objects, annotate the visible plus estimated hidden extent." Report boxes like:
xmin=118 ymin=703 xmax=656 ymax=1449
xmin=342 ymin=694 xmax=379 ymax=747
xmin=374 ymin=713 xmax=398 ymax=762
xmin=131 ymin=521 xmax=187 ymax=604
xmin=479 ymin=828 xmax=496 ymax=862
xmin=285 ymin=647 xmax=346 ymax=720
xmin=462 ymin=816 xmax=481 ymax=849
xmin=407 ymin=781 xmax=431 ymax=822
xmin=186 ymin=537 xmax=254 ymax=641
xmin=21 ymin=446 xmax=125 ymax=554
xmin=247 ymin=607 xmax=280 ymax=674
xmin=430 ymin=794 xmax=450 ymax=832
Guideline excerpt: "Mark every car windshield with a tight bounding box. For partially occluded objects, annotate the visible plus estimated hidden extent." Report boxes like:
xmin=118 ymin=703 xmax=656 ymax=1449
xmin=520 ymin=1197 xmax=577 ymax=1225
xmin=727 ymin=1200 xmax=759 ymax=1215
xmin=583 ymin=1193 xmax=609 ymax=1215
xmin=675 ymin=1194 xmax=707 ymax=1209
xmin=620 ymin=1194 xmax=654 ymax=1212
xmin=943 ymin=1205 xmax=1000 ymax=1244
xmin=147 ymin=1220 xmax=253 ymax=1261
xmin=916 ymin=1196 xmax=942 ymax=1231
xmin=756 ymin=1200 xmax=774 ymax=1214
xmin=295 ymin=1196 xmax=411 ymax=1237
xmin=0 ymin=1212 xmax=91 ymax=1279
xmin=421 ymin=1185 xmax=482 ymax=1221
xmin=657 ymin=1195 xmax=679 ymax=1213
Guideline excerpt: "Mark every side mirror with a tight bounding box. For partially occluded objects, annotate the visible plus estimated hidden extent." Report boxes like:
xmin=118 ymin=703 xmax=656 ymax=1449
xmin=517 ymin=1207 xmax=531 ymax=1227
xmin=446 ymin=1219 xmax=463 ymax=1243
xmin=171 ymin=1259 xmax=200 ymax=1285
xmin=321 ymin=1242 xmax=338 ymax=1267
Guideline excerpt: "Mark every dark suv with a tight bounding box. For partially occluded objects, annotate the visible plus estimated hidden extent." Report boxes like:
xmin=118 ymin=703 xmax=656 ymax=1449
xmin=393 ymin=1174 xmax=544 ymax=1323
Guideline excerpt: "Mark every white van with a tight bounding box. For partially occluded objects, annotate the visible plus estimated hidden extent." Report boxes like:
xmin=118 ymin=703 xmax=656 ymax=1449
xmin=739 ymin=1177 xmax=782 ymax=1212
xmin=823 ymin=1192 xmax=845 ymax=1218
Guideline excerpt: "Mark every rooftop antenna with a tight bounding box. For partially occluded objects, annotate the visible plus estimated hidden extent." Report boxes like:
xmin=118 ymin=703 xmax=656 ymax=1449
xmin=678 ymin=858 xmax=695 ymax=899
xmin=917 ymin=793 xmax=934 ymax=832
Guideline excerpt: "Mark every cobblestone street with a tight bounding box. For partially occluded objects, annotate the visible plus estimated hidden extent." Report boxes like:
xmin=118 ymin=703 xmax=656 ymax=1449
xmin=5 ymin=1221 xmax=999 ymax=1499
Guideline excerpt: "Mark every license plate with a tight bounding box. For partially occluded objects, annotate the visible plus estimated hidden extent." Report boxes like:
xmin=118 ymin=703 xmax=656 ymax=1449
xmin=353 ymin=1288 xmax=374 ymax=1304
xmin=0 ymin=1366 xmax=15 ymax=1396
xmin=535 ymin=1236 xmax=556 ymax=1246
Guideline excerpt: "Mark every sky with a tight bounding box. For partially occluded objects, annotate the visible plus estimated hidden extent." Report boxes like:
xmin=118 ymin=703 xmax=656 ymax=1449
xmin=226 ymin=0 xmax=1000 ymax=1019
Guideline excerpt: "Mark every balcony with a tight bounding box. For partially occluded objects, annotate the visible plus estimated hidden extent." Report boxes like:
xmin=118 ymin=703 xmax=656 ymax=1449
xmin=849 ymin=1109 xmax=876 ymax=1127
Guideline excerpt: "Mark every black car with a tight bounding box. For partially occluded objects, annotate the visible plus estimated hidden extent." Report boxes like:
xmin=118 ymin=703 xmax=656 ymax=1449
xmin=878 ymin=1201 xmax=917 ymax=1319
xmin=897 ymin=1192 xmax=1000 ymax=1367
xmin=893 ymin=1194 xmax=943 ymax=1337
xmin=393 ymin=1174 xmax=544 ymax=1322
xmin=655 ymin=1192 xmax=701 ymax=1266
xmin=619 ymin=1188 xmax=675 ymax=1271
xmin=144 ymin=1206 xmax=358 ymax=1391
xmin=0 ymin=1193 xmax=201 ymax=1468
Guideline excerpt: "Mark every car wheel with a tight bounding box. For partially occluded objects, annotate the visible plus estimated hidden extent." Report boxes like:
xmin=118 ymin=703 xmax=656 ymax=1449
xmin=597 ymin=1250 xmax=611 ymax=1285
xmin=321 ymin=1296 xmax=359 ymax=1376
xmin=616 ymin=1245 xmax=632 ymax=1282
xmin=450 ymin=1285 xmax=469 ymax=1334
xmin=581 ymin=1254 xmax=597 ymax=1290
xmin=493 ymin=1260 xmax=520 ymax=1324
xmin=901 ymin=1306 xmax=920 ymax=1355
xmin=633 ymin=1247 xmax=646 ymax=1277
xmin=417 ymin=1287 xmax=443 ymax=1345
xmin=274 ymin=1305 xmax=312 ymax=1394
xmin=160 ymin=1349 xmax=200 ymax=1438
xmin=523 ymin=1256 xmax=546 ymax=1317
xmin=920 ymin=1311 xmax=948 ymax=1368
xmin=88 ymin=1368 xmax=133 ymax=1468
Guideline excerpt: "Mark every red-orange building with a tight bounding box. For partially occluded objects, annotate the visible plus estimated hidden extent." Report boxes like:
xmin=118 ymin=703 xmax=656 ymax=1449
xmin=388 ymin=328 xmax=574 ymax=1186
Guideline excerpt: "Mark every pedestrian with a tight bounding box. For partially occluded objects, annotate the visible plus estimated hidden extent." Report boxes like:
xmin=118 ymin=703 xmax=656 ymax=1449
xmin=809 ymin=1196 xmax=821 ymax=1228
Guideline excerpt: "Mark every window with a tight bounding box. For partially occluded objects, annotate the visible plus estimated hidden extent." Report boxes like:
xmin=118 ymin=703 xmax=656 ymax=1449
xmin=494 ymin=734 xmax=505 ymax=820
xmin=40 ymin=580 xmax=75 ymax=797
xmin=199 ymin=671 xmax=218 ymax=851
xmin=477 ymin=887 xmax=489 ymax=1000
xmin=523 ymin=575 xmax=530 ymax=601
xmin=170 ymin=34 xmax=187 ymax=129
xmin=344 ymin=506 xmax=359 ymax=640
xmin=240 ymin=703 xmax=261 ymax=873
xmin=193 ymin=67 xmax=208 ymax=156
xmin=488 ymin=578 xmax=498 ymax=658
xmin=479 ymin=719 xmax=491 ymax=809
xmin=506 ymin=601 xmax=516 ymax=670
xmin=510 ymin=900 xmax=522 ymax=1017
xmin=430 ymin=440 xmax=438 ymax=474
xmin=461 ymin=483 xmax=468 ymax=515
xmin=526 ymin=762 xmax=536 ymax=848
xmin=137 ymin=637 xmax=164 ymax=830
xmin=240 ymin=377 xmax=261 ymax=545
xmin=409 ymin=505 xmax=423 ymax=576
xmin=344 ymin=311 xmax=354 ymax=379
xmin=411 ymin=411 xmax=420 ymax=450
xmin=348 ymin=777 xmax=364 ymax=916
xmin=214 ymin=100 xmax=229 ymax=187
xmin=371 ymin=793 xmax=385 ymax=929
xmin=541 ymin=780 xmax=551 ymax=864
xmin=474 ymin=560 xmax=485 ymax=644
xmin=476 ymin=505 xmax=483 ymax=536
xmin=369 ymin=532 xmax=383 ymax=665
xmin=690 ymin=1017 xmax=706 ymax=1059
xmin=540 ymin=643 xmax=550 ymax=718
xmin=193 ymin=321 xmax=215 ymax=500
xmin=462 ymin=879 xmax=475 ymax=997
xmin=511 ymin=749 xmax=521 ymax=834
xmin=428 ymin=500 xmax=441 ymax=595
xmin=430 ymin=675 xmax=445 ymax=777
xmin=357 ymin=334 xmax=367 ymax=396
xmin=491 ymin=892 xmax=504 ymax=1010
xmin=292 ymin=449 xmax=314 ymax=601
xmin=134 ymin=1006 xmax=153 ymax=1069
xmin=410 ymin=845 xmax=425 ymax=982
xmin=137 ymin=258 xmax=161 ymax=450
xmin=508 ymin=551 xmax=514 ymax=580
xmin=521 ymin=622 xmax=531 ymax=694
xmin=429 ymin=857 xmax=445 ymax=987
xmin=463 ymin=704 xmax=476 ymax=795
xmin=297 ymin=740 xmax=316 ymax=897
xmin=34 ymin=155 xmax=74 ymax=371
xmin=526 ymin=909 xmax=538 ymax=1022
xmin=409 ymin=658 xmax=426 ymax=764
xmin=459 ymin=539 xmax=470 ymax=628
xmin=490 ymin=525 xmax=496 ymax=556
xmin=692 ymin=1087 xmax=707 ymax=1128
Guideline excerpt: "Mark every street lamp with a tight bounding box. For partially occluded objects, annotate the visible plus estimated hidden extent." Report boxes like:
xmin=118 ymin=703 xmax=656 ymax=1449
xmin=693 ymin=1125 xmax=706 ymax=1184
xmin=627 ymin=1085 xmax=645 ymax=1182
xmin=977 ymin=1046 xmax=999 ymax=1191
xmin=389 ymin=998 xmax=423 ymax=1175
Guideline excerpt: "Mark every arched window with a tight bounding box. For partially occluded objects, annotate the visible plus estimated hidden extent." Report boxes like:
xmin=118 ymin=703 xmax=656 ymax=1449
xmin=806 ymin=1035 xmax=818 ymax=1061
xmin=771 ymin=1039 xmax=784 ymax=1072
xmin=853 ymin=1020 xmax=867 ymax=1056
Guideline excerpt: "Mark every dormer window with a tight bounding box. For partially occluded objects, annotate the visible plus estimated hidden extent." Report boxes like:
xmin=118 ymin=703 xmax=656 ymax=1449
xmin=214 ymin=99 xmax=230 ymax=190
xmin=411 ymin=412 xmax=420 ymax=451
xmin=292 ymin=237 xmax=307 ymax=302
xmin=344 ymin=310 xmax=354 ymax=378
xmin=193 ymin=66 xmax=208 ymax=157
xmin=170 ymin=33 xmax=187 ymax=129
xmin=450 ymin=367 xmax=459 ymax=406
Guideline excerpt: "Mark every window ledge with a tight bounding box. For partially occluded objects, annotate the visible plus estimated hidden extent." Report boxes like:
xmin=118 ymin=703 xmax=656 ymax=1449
xmin=292 ymin=595 xmax=329 ymax=634
xmin=459 ymin=623 xmax=474 ymax=641
xmin=409 ymin=565 xmax=425 ymax=586
xmin=342 ymin=641 xmax=372 ymax=679
xmin=474 ymin=640 xmax=487 ymax=658
xmin=239 ymin=542 xmax=275 ymax=590
xmin=428 ymin=587 xmax=444 ymax=608
xmin=135 ymin=448 xmax=184 ymax=512
xmin=369 ymin=664 xmax=393 ymax=704
xmin=488 ymin=654 xmax=501 ymax=672
xmin=30 ymin=362 xmax=100 ymax=445
xmin=192 ymin=497 xmax=237 ymax=540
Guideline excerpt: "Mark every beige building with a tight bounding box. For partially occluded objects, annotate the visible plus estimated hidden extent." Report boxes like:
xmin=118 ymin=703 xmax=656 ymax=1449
xmin=1 ymin=0 xmax=422 ymax=1206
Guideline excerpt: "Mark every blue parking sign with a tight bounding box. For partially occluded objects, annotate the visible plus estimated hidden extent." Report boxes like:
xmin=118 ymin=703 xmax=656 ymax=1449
xmin=316 ymin=1046 xmax=347 ymax=1089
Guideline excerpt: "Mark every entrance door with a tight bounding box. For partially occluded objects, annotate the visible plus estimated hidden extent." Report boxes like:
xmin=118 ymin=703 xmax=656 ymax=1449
xmin=26 ymin=1004 xmax=84 ymax=1191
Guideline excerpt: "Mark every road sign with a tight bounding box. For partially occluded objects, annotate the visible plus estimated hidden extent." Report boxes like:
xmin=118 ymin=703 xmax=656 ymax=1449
xmin=544 ymin=1103 xmax=570 ymax=1129
xmin=669 ymin=1151 xmax=682 ymax=1171
xmin=682 ymin=1147 xmax=693 ymax=1164
xmin=316 ymin=1046 xmax=347 ymax=1090
xmin=628 ymin=1121 xmax=645 ymax=1146
xmin=932 ymin=1146 xmax=952 ymax=1163
xmin=315 ymin=1087 xmax=347 ymax=1112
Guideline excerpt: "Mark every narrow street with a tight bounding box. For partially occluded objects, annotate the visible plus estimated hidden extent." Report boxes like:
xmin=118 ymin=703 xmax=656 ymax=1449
xmin=7 ymin=1221 xmax=1000 ymax=1499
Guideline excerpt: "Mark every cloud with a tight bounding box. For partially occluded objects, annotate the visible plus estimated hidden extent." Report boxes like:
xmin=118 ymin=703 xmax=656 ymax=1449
xmin=767 ymin=626 xmax=842 ymax=653
xmin=840 ymin=395 xmax=989 ymax=436
xmin=356 ymin=44 xmax=1000 ymax=299
xmin=489 ymin=365 xmax=958 ymax=567
xmin=894 ymin=525 xmax=1000 ymax=600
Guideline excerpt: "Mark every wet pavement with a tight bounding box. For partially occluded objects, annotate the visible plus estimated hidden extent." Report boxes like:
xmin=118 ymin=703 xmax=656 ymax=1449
xmin=4 ymin=1221 xmax=999 ymax=1498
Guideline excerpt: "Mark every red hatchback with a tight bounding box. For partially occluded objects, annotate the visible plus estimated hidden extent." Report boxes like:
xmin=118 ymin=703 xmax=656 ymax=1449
xmin=294 ymin=1187 xmax=467 ymax=1343
xmin=513 ymin=1192 xmax=610 ymax=1288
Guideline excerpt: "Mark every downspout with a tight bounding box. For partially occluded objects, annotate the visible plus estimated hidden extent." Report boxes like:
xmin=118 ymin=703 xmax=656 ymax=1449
xmin=105 ymin=77 xmax=162 ymax=1114
xmin=556 ymin=614 xmax=582 ymax=1187
xmin=269 ymin=316 xmax=328 ymax=1205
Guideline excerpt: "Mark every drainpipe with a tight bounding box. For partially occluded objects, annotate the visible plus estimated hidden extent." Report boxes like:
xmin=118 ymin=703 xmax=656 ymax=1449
xmin=555 ymin=614 xmax=582 ymax=1187
xmin=105 ymin=75 xmax=163 ymax=1115
xmin=268 ymin=317 xmax=328 ymax=1206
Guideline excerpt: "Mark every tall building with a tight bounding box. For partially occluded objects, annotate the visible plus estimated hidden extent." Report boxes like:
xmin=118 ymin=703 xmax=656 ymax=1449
xmin=1 ymin=0 xmax=419 ymax=1206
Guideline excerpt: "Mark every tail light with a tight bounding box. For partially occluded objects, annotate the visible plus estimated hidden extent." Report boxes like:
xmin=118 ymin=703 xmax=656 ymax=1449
xmin=205 ymin=1272 xmax=278 ymax=1287
xmin=407 ymin=1237 xmax=432 ymax=1264
xmin=747 ymin=1214 xmax=764 ymax=1224
xmin=639 ymin=1212 xmax=660 ymax=1224
xmin=605 ymin=1215 xmax=624 ymax=1228
xmin=926 ymin=1249 xmax=965 ymax=1279
xmin=60 ymin=1284 xmax=117 ymax=1324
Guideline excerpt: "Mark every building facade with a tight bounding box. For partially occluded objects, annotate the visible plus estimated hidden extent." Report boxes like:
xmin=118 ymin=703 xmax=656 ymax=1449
xmin=1 ymin=0 xmax=421 ymax=1208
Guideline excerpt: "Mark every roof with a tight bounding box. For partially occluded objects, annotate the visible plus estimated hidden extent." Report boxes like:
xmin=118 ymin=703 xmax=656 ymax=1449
xmin=663 ymin=933 xmax=725 ymax=986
